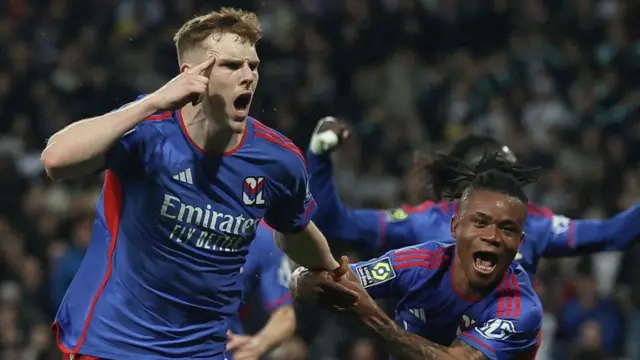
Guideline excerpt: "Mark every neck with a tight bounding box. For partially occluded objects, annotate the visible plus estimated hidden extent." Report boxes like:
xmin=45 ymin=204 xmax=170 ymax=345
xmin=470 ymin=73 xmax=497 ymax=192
xmin=180 ymin=103 xmax=244 ymax=153
xmin=451 ymin=254 xmax=499 ymax=301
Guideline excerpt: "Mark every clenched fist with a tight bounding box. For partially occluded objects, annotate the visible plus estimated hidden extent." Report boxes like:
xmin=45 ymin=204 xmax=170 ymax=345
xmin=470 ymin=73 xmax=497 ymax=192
xmin=147 ymin=56 xmax=216 ymax=111
xmin=308 ymin=117 xmax=350 ymax=155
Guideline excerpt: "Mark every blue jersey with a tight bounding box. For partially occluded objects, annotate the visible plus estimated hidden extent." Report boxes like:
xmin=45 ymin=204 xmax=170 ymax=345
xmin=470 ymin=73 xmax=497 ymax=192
xmin=228 ymin=221 xmax=292 ymax=334
xmin=53 ymin=101 xmax=316 ymax=360
xmin=308 ymin=151 xmax=640 ymax=278
xmin=350 ymin=242 xmax=542 ymax=360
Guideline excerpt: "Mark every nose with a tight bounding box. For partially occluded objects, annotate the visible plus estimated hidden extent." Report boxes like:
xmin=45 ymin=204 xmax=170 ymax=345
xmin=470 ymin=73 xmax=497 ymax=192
xmin=239 ymin=64 xmax=254 ymax=87
xmin=479 ymin=226 xmax=501 ymax=247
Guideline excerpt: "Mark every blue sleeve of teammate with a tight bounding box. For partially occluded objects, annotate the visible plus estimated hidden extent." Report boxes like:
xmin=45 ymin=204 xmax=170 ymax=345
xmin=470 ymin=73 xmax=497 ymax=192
xmin=458 ymin=309 xmax=542 ymax=360
xmin=536 ymin=204 xmax=640 ymax=257
xmin=264 ymin=151 xmax=317 ymax=233
xmin=257 ymin=230 xmax=293 ymax=312
xmin=307 ymin=151 xmax=420 ymax=252
xmin=347 ymin=246 xmax=432 ymax=300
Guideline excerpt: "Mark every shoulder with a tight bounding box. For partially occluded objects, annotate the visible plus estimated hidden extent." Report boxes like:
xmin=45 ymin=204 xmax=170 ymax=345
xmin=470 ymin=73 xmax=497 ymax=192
xmin=121 ymin=95 xmax=179 ymax=139
xmin=387 ymin=242 xmax=453 ymax=272
xmin=492 ymin=268 xmax=543 ymax=327
xmin=402 ymin=200 xmax=453 ymax=215
xmin=249 ymin=118 xmax=306 ymax=171
xmin=526 ymin=202 xmax=554 ymax=219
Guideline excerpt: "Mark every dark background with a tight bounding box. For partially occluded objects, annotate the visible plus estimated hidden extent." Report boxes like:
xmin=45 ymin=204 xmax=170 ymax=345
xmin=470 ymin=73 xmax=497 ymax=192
xmin=0 ymin=1 xmax=638 ymax=360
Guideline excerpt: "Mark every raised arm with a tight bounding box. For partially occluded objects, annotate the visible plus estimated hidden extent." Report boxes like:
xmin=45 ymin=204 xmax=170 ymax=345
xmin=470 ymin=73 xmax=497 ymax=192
xmin=41 ymin=57 xmax=215 ymax=180
xmin=307 ymin=118 xmax=420 ymax=252
xmin=535 ymin=203 xmax=640 ymax=257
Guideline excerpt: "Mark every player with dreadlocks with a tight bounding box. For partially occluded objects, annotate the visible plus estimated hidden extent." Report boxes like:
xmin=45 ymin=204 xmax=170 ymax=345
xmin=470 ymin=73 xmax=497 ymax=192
xmin=292 ymin=152 xmax=543 ymax=360
xmin=306 ymin=117 xmax=640 ymax=278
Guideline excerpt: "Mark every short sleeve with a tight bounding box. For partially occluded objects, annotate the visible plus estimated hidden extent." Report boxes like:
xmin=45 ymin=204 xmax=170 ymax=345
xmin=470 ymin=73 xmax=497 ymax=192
xmin=104 ymin=128 xmax=144 ymax=175
xmin=348 ymin=247 xmax=430 ymax=300
xmin=256 ymin=227 xmax=293 ymax=311
xmin=458 ymin=312 xmax=542 ymax=360
xmin=102 ymin=97 xmax=152 ymax=177
xmin=264 ymin=157 xmax=317 ymax=233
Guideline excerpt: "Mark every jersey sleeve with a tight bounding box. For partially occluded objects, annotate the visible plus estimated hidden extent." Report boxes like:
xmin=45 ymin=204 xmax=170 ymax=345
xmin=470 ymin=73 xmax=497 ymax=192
xmin=347 ymin=246 xmax=434 ymax=299
xmin=264 ymin=150 xmax=317 ymax=233
xmin=103 ymin=97 xmax=156 ymax=177
xmin=306 ymin=150 xmax=421 ymax=252
xmin=534 ymin=204 xmax=640 ymax=257
xmin=257 ymin=229 xmax=293 ymax=312
xmin=458 ymin=310 xmax=542 ymax=360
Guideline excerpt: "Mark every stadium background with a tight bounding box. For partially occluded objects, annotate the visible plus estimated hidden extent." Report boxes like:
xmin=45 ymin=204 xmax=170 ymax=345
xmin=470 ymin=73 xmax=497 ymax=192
xmin=0 ymin=0 xmax=638 ymax=359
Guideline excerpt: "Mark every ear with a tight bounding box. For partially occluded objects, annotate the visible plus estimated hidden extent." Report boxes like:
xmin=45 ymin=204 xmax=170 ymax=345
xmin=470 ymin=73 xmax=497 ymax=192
xmin=179 ymin=63 xmax=191 ymax=74
xmin=450 ymin=214 xmax=459 ymax=238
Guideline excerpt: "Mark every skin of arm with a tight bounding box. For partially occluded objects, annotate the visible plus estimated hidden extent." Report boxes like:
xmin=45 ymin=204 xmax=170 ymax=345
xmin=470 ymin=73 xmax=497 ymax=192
xmin=362 ymin=306 xmax=487 ymax=360
xmin=276 ymin=221 xmax=339 ymax=270
xmin=41 ymin=98 xmax=158 ymax=180
xmin=253 ymin=305 xmax=296 ymax=351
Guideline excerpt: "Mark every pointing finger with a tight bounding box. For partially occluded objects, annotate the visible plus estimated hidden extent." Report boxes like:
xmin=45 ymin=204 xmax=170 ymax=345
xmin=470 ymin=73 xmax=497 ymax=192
xmin=187 ymin=56 xmax=216 ymax=75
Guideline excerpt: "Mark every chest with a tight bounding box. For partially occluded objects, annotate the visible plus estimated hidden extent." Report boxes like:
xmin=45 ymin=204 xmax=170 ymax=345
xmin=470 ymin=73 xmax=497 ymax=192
xmin=144 ymin=147 xmax=278 ymax=253
xmin=395 ymin=281 xmax=492 ymax=345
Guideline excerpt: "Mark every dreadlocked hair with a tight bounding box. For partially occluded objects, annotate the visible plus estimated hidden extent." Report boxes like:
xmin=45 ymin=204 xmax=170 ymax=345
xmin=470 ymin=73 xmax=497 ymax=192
xmin=421 ymin=152 xmax=539 ymax=209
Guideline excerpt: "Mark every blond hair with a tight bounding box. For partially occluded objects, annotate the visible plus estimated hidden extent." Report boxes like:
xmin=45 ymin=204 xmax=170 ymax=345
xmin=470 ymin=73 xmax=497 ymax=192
xmin=173 ymin=7 xmax=262 ymax=60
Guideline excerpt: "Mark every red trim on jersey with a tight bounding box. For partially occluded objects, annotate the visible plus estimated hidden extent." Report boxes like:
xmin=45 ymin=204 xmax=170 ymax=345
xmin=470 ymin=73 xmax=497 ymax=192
xmin=252 ymin=120 xmax=305 ymax=165
xmin=460 ymin=332 xmax=495 ymax=353
xmin=145 ymin=111 xmax=172 ymax=121
xmin=402 ymin=200 xmax=435 ymax=214
xmin=176 ymin=109 xmax=247 ymax=155
xmin=526 ymin=202 xmax=553 ymax=218
xmin=52 ymin=171 xmax=124 ymax=355
xmin=497 ymin=272 xmax=521 ymax=318
xmin=265 ymin=293 xmax=293 ymax=311
xmin=566 ymin=220 xmax=576 ymax=248
xmin=392 ymin=248 xmax=449 ymax=270
xmin=302 ymin=199 xmax=317 ymax=224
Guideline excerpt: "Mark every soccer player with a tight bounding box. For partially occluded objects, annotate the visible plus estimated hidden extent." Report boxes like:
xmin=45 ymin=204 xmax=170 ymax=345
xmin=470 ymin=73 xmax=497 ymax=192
xmin=226 ymin=221 xmax=295 ymax=360
xmin=41 ymin=9 xmax=349 ymax=360
xmin=307 ymin=118 xmax=640 ymax=277
xmin=292 ymin=153 xmax=543 ymax=360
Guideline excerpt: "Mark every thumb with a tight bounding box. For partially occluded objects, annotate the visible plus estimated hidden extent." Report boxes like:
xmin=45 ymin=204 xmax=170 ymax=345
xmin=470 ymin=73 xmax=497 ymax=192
xmin=226 ymin=331 xmax=242 ymax=351
xmin=332 ymin=256 xmax=350 ymax=280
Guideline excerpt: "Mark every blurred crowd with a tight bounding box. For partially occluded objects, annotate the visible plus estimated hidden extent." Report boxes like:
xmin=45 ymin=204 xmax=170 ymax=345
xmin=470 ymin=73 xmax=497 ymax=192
xmin=0 ymin=0 xmax=639 ymax=359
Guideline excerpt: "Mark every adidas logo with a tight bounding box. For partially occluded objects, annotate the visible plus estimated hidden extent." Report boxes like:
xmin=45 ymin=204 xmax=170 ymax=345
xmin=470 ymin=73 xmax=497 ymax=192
xmin=173 ymin=168 xmax=193 ymax=184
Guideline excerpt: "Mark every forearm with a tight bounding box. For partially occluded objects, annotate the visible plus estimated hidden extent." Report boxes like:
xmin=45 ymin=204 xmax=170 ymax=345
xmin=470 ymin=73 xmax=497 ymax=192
xmin=254 ymin=305 xmax=296 ymax=351
xmin=41 ymin=98 xmax=158 ymax=180
xmin=277 ymin=222 xmax=339 ymax=270
xmin=362 ymin=309 xmax=456 ymax=360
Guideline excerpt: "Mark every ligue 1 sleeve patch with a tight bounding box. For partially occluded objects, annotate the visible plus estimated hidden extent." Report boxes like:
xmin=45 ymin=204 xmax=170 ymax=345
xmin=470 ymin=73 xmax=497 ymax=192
xmin=354 ymin=257 xmax=396 ymax=288
xmin=384 ymin=208 xmax=409 ymax=222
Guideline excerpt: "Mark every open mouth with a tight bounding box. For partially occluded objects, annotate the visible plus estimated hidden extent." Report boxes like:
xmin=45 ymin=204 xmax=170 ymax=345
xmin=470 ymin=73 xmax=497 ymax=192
xmin=472 ymin=251 xmax=499 ymax=275
xmin=233 ymin=93 xmax=252 ymax=112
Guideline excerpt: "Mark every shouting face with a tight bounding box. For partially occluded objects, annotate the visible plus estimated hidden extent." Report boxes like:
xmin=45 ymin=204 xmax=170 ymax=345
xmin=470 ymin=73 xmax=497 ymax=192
xmin=451 ymin=189 xmax=526 ymax=290
xmin=184 ymin=32 xmax=259 ymax=132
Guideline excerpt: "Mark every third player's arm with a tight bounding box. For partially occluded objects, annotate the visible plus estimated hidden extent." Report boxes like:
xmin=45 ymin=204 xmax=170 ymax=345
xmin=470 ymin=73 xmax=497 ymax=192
xmin=253 ymin=305 xmax=295 ymax=352
xmin=307 ymin=149 xmax=421 ymax=252
xmin=537 ymin=203 xmax=640 ymax=257
xmin=41 ymin=98 xmax=158 ymax=180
